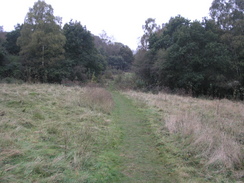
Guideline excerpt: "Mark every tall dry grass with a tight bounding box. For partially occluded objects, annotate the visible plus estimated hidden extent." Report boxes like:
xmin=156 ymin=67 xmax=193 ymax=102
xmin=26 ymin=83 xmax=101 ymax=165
xmin=79 ymin=87 xmax=114 ymax=114
xmin=124 ymin=91 xmax=244 ymax=177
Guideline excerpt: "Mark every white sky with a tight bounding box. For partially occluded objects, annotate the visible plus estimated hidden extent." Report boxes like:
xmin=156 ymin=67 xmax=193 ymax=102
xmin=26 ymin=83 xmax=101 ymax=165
xmin=0 ymin=0 xmax=213 ymax=50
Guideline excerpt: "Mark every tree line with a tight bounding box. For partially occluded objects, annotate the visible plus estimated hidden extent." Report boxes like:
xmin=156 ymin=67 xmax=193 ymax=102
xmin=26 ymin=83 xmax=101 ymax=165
xmin=0 ymin=0 xmax=133 ymax=83
xmin=0 ymin=0 xmax=243 ymax=100
xmin=134 ymin=0 xmax=243 ymax=99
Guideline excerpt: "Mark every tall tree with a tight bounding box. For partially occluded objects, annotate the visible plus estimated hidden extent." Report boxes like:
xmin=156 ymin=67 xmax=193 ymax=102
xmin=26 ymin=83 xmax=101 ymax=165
xmin=210 ymin=0 xmax=244 ymax=86
xmin=5 ymin=24 xmax=22 ymax=55
xmin=140 ymin=18 xmax=159 ymax=50
xmin=135 ymin=16 xmax=235 ymax=97
xmin=63 ymin=20 xmax=105 ymax=81
xmin=210 ymin=0 xmax=244 ymax=30
xmin=119 ymin=45 xmax=134 ymax=70
xmin=0 ymin=25 xmax=22 ymax=79
xmin=105 ymin=42 xmax=134 ymax=70
xmin=17 ymin=0 xmax=66 ymax=82
xmin=93 ymin=34 xmax=134 ymax=71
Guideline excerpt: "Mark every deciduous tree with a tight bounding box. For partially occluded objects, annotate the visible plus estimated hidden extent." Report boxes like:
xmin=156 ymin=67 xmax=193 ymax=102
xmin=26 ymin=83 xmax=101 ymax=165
xmin=5 ymin=24 xmax=22 ymax=55
xmin=63 ymin=20 xmax=105 ymax=81
xmin=210 ymin=0 xmax=244 ymax=88
xmin=17 ymin=0 xmax=66 ymax=82
xmin=135 ymin=16 xmax=234 ymax=97
xmin=140 ymin=18 xmax=159 ymax=50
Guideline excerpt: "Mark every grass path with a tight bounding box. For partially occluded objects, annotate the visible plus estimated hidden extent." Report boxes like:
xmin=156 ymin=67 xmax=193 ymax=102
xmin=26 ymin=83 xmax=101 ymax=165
xmin=111 ymin=92 xmax=176 ymax=183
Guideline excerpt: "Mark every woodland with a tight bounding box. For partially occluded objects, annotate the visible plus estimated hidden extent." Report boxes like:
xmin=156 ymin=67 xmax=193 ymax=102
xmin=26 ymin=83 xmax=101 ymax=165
xmin=0 ymin=1 xmax=243 ymax=182
xmin=0 ymin=0 xmax=243 ymax=99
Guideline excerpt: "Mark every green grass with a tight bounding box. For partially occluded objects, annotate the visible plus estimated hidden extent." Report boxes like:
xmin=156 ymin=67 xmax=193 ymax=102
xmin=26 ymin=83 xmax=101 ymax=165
xmin=111 ymin=92 xmax=219 ymax=183
xmin=0 ymin=84 xmax=120 ymax=182
xmin=111 ymin=92 xmax=177 ymax=182
xmin=1 ymin=83 xmax=243 ymax=182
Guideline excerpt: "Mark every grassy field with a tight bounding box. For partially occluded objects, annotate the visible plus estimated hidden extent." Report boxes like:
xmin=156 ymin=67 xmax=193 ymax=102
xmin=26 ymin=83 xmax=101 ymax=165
xmin=0 ymin=83 xmax=243 ymax=182
xmin=0 ymin=83 xmax=121 ymax=182
xmin=124 ymin=90 xmax=244 ymax=182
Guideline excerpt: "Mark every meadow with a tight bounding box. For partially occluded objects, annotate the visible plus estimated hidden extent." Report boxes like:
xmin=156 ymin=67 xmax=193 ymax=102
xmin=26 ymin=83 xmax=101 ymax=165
xmin=0 ymin=83 xmax=119 ymax=182
xmin=124 ymin=90 xmax=244 ymax=181
xmin=0 ymin=83 xmax=243 ymax=182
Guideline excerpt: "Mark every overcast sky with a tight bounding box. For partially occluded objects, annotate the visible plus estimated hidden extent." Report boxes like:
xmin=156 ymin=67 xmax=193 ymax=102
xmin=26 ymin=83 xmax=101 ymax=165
xmin=1 ymin=0 xmax=213 ymax=50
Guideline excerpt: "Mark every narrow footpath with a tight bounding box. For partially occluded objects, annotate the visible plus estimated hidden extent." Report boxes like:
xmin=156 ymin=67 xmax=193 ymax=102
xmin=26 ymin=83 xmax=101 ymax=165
xmin=112 ymin=92 xmax=176 ymax=183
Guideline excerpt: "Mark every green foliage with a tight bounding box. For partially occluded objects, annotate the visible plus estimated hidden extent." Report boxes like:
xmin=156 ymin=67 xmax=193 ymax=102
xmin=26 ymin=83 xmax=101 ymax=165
xmin=1 ymin=1 xmax=133 ymax=83
xmin=106 ymin=43 xmax=134 ymax=70
xmin=1 ymin=0 xmax=242 ymax=99
xmin=162 ymin=19 xmax=231 ymax=95
xmin=64 ymin=20 xmax=94 ymax=61
xmin=17 ymin=0 xmax=66 ymax=82
xmin=4 ymin=24 xmax=21 ymax=55
xmin=0 ymin=43 xmax=7 ymax=67
xmin=210 ymin=0 xmax=244 ymax=30
xmin=119 ymin=45 xmax=134 ymax=70
xmin=112 ymin=72 xmax=140 ymax=90
xmin=140 ymin=18 xmax=159 ymax=50
xmin=210 ymin=0 xmax=244 ymax=96
xmin=0 ymin=30 xmax=7 ymax=67
xmin=94 ymin=35 xmax=134 ymax=71
xmin=108 ymin=55 xmax=124 ymax=69
xmin=0 ymin=27 xmax=23 ymax=80
xmin=135 ymin=14 xmax=243 ymax=99
xmin=63 ymin=20 xmax=106 ymax=81
xmin=0 ymin=55 xmax=22 ymax=79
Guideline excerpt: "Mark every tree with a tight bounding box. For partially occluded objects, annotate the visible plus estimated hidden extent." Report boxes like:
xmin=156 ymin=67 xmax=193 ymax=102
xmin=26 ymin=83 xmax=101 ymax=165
xmin=119 ymin=45 xmax=134 ymax=70
xmin=134 ymin=48 xmax=152 ymax=86
xmin=210 ymin=0 xmax=244 ymax=30
xmin=135 ymin=16 xmax=234 ymax=97
xmin=99 ymin=30 xmax=115 ymax=44
xmin=93 ymin=34 xmax=134 ymax=71
xmin=140 ymin=18 xmax=159 ymax=50
xmin=17 ymin=0 xmax=66 ymax=82
xmin=0 ymin=26 xmax=6 ymax=43
xmin=104 ymin=42 xmax=134 ymax=70
xmin=210 ymin=0 xmax=244 ymax=93
xmin=108 ymin=55 xmax=124 ymax=70
xmin=63 ymin=20 xmax=105 ymax=81
xmin=0 ymin=25 xmax=23 ymax=79
xmin=5 ymin=24 xmax=22 ymax=55
xmin=0 ymin=43 xmax=6 ymax=67
xmin=0 ymin=26 xmax=6 ymax=67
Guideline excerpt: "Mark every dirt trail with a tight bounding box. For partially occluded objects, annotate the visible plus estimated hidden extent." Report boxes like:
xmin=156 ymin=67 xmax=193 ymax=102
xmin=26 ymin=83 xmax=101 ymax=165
xmin=112 ymin=92 xmax=175 ymax=183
